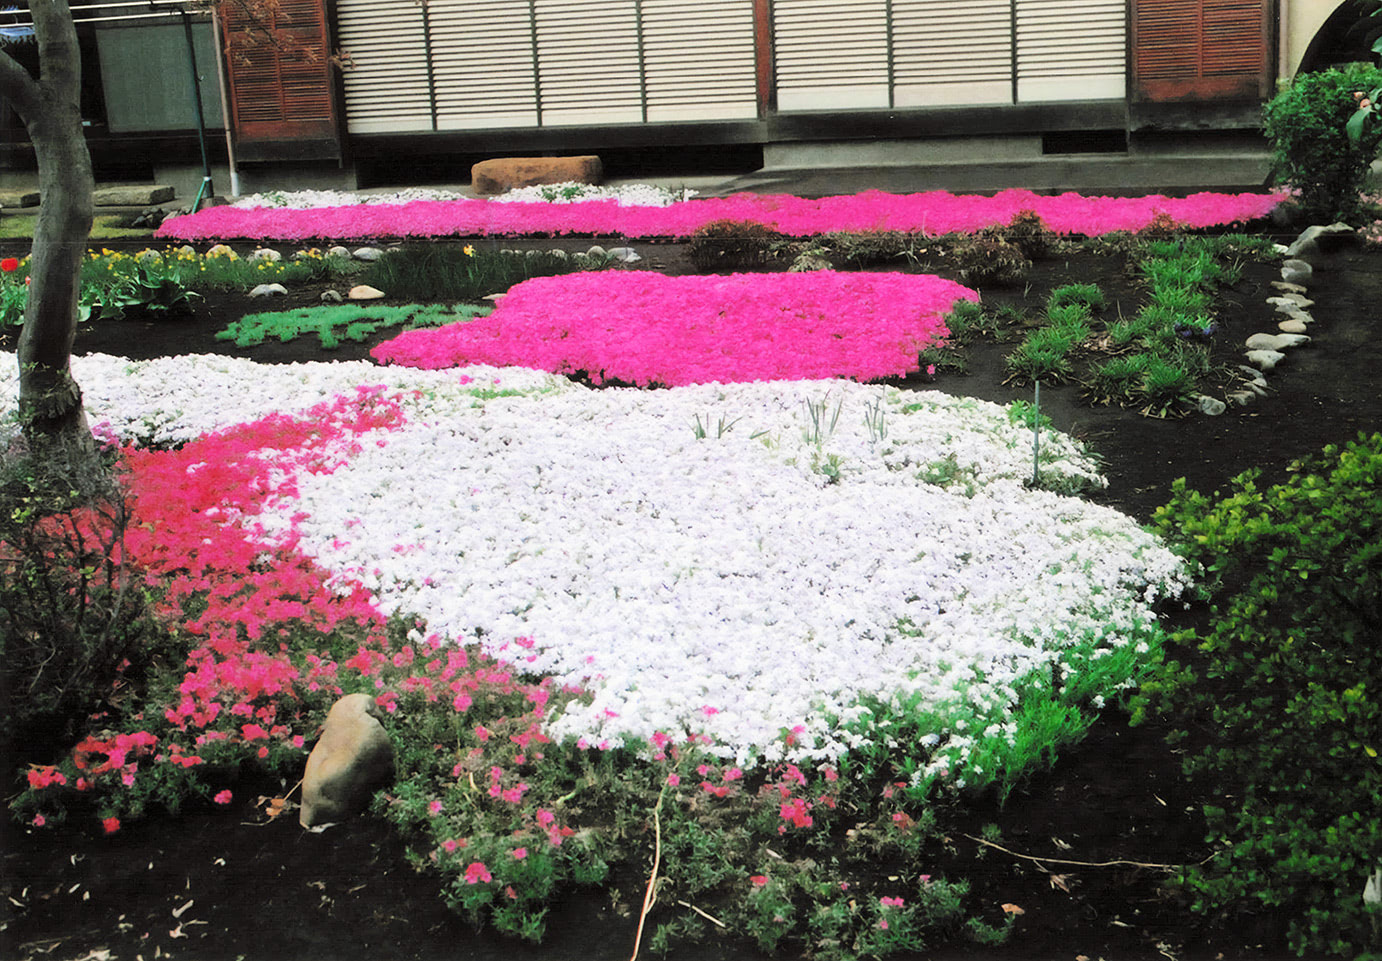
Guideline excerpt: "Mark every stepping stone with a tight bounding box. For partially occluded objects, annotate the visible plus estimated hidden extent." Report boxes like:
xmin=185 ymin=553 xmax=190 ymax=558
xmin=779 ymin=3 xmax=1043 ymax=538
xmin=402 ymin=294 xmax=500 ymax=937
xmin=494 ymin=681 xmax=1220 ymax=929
xmin=1278 ymin=319 xmax=1309 ymax=334
xmin=348 ymin=284 xmax=385 ymax=300
xmin=0 ymin=190 xmax=40 ymax=208
xmin=1271 ymin=281 xmax=1308 ymax=294
xmin=93 ymin=184 xmax=174 ymax=206
xmin=470 ymin=155 xmax=603 ymax=196
xmin=1286 ymin=223 xmax=1355 ymax=257
xmin=1281 ymin=259 xmax=1313 ymax=285
xmin=1194 ymin=394 xmax=1227 ymax=416
xmin=1227 ymin=390 xmax=1257 ymax=407
xmin=1245 ymin=349 xmax=1286 ymax=371
xmin=1246 ymin=332 xmax=1310 ymax=351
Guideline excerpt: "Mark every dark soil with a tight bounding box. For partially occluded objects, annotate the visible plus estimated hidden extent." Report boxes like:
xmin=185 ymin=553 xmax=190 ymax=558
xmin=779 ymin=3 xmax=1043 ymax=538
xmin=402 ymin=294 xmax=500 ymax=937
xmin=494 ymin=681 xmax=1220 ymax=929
xmin=3 ymin=232 xmax=1381 ymax=961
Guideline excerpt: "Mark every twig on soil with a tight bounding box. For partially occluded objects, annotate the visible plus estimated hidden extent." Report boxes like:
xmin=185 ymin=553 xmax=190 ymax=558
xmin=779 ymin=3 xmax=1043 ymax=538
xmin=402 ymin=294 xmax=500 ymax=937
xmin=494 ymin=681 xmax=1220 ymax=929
xmin=630 ymin=782 xmax=668 ymax=961
xmin=676 ymin=900 xmax=726 ymax=928
xmin=961 ymin=833 xmax=1189 ymax=872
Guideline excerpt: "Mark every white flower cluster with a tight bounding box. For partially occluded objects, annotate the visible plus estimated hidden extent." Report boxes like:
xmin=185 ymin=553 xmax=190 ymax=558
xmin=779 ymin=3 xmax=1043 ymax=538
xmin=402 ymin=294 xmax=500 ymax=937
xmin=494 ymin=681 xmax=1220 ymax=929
xmin=0 ymin=353 xmax=1189 ymax=769
xmin=489 ymin=182 xmax=698 ymax=206
xmin=231 ymin=187 xmax=468 ymax=209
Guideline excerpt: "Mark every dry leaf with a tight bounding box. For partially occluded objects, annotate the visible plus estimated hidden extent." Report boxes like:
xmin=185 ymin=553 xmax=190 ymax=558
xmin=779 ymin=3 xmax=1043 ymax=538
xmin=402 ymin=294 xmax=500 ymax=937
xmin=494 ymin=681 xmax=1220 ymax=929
xmin=1051 ymin=836 xmax=1073 ymax=851
xmin=1001 ymin=902 xmax=1025 ymax=916
xmin=1048 ymin=873 xmax=1074 ymax=892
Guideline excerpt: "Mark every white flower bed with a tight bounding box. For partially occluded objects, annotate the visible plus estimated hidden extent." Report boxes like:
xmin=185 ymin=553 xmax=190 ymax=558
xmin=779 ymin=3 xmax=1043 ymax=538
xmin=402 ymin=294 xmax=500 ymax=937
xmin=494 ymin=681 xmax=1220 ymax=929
xmin=2 ymin=354 xmax=1188 ymax=769
xmin=229 ymin=183 xmax=695 ymax=210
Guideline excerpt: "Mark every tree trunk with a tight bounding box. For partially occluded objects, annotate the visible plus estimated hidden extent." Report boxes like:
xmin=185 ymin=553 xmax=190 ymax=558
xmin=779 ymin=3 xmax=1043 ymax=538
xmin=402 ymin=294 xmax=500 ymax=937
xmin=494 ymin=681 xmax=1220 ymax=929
xmin=4 ymin=0 xmax=96 ymax=460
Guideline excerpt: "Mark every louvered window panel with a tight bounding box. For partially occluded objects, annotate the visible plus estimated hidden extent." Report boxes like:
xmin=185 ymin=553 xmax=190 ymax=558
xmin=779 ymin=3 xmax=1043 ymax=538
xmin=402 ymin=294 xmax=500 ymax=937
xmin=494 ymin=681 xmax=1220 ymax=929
xmin=431 ymin=0 xmax=539 ymax=130
xmin=774 ymin=0 xmax=890 ymax=110
xmin=534 ymin=0 xmax=642 ymax=125
xmin=642 ymin=0 xmax=758 ymax=121
xmin=222 ymin=0 xmax=340 ymax=153
xmin=335 ymin=0 xmax=432 ymax=133
xmin=892 ymin=0 xmax=1012 ymax=107
xmin=1133 ymin=0 xmax=1270 ymax=101
xmin=1015 ymin=0 xmax=1126 ymax=101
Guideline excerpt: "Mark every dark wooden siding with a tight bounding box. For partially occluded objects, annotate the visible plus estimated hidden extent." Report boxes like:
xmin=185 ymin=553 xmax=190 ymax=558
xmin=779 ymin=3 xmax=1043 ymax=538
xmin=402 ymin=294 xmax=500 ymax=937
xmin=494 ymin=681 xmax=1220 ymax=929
xmin=1132 ymin=0 xmax=1273 ymax=102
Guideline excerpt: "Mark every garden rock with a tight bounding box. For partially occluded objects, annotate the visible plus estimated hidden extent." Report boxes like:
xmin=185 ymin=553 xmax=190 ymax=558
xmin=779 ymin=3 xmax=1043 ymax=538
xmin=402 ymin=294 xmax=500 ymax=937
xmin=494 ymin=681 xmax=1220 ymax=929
xmin=1227 ymin=389 xmax=1257 ymax=407
xmin=1246 ymin=332 xmax=1310 ymax=351
xmin=248 ymin=283 xmax=287 ymax=298
xmin=352 ymin=247 xmax=384 ymax=262
xmin=251 ymin=247 xmax=282 ymax=262
xmin=206 ymin=244 xmax=235 ymax=258
xmin=1245 ymin=349 xmax=1286 ymax=371
xmin=348 ymin=284 xmax=385 ymax=301
xmin=1278 ymin=318 xmax=1310 ymax=334
xmin=1237 ymin=365 xmax=1269 ymax=388
xmin=321 ymin=289 xmax=344 ymax=303
xmin=1281 ymin=259 xmax=1314 ymax=285
xmin=1195 ymin=394 xmax=1227 ymax=416
xmin=606 ymin=246 xmax=641 ymax=264
xmin=470 ymin=155 xmax=603 ymax=196
xmin=1286 ymin=223 xmax=1355 ymax=257
xmin=328 ymin=245 xmax=351 ymax=259
xmin=1271 ymin=280 xmax=1308 ymax=294
xmin=585 ymin=244 xmax=607 ymax=260
xmin=790 ymin=253 xmax=832 ymax=272
xmin=300 ymin=693 xmax=394 ymax=829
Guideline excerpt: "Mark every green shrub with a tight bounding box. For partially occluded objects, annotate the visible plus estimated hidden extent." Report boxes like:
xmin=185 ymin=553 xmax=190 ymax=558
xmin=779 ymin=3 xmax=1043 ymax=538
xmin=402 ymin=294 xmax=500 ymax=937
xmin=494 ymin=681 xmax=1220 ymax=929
xmin=1047 ymin=283 xmax=1105 ymax=312
xmin=1085 ymin=353 xmax=1151 ymax=405
xmin=0 ymin=449 xmax=170 ymax=770
xmin=1263 ymin=62 xmax=1382 ymax=222
xmin=1137 ymin=433 xmax=1382 ymax=957
xmin=997 ymin=209 xmax=1057 ymax=260
xmin=950 ymin=235 xmax=1031 ymax=286
xmin=687 ymin=220 xmax=784 ymax=271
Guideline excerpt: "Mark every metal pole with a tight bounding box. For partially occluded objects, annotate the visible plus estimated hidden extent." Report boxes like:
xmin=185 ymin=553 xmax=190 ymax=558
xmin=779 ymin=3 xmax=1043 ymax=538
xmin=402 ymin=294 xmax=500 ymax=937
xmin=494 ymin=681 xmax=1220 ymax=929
xmin=174 ymin=6 xmax=214 ymax=211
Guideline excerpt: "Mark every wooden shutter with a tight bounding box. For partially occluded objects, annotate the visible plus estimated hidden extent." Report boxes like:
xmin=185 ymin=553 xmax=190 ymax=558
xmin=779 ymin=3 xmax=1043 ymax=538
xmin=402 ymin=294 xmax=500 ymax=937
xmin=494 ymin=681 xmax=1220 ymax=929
xmin=534 ymin=0 xmax=642 ymax=125
xmin=1015 ymin=0 xmax=1126 ymax=102
xmin=222 ymin=0 xmax=341 ymax=158
xmin=335 ymin=0 xmax=432 ymax=133
xmin=893 ymin=0 xmax=1013 ymax=107
xmin=773 ymin=0 xmax=890 ymax=111
xmin=1133 ymin=0 xmax=1272 ymax=102
xmin=642 ymin=0 xmax=758 ymax=121
xmin=431 ymin=0 xmax=539 ymax=130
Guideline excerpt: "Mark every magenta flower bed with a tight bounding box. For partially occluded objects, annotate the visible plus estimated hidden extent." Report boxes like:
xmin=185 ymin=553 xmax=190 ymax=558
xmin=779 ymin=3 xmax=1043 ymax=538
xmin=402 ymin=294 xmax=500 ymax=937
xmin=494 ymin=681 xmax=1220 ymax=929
xmin=155 ymin=188 xmax=1285 ymax=243
xmin=371 ymin=271 xmax=974 ymax=386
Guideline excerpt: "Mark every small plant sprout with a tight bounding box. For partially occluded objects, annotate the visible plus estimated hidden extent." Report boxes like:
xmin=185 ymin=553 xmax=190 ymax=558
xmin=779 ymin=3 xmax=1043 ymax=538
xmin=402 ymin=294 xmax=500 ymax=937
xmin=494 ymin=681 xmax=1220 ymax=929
xmin=863 ymin=397 xmax=887 ymax=444
xmin=802 ymin=395 xmax=843 ymax=446
xmin=692 ymin=412 xmax=741 ymax=439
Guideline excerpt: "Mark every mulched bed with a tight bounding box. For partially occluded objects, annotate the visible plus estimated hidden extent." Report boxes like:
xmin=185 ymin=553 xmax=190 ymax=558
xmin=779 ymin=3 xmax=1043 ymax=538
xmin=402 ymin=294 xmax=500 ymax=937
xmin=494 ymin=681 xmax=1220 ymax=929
xmin=2 ymin=232 xmax=1380 ymax=961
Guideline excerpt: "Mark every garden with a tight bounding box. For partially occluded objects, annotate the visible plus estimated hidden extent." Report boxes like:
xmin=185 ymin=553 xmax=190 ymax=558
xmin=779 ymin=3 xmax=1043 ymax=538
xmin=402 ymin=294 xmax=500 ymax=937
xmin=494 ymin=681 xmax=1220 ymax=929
xmin=2 ymin=66 xmax=1382 ymax=961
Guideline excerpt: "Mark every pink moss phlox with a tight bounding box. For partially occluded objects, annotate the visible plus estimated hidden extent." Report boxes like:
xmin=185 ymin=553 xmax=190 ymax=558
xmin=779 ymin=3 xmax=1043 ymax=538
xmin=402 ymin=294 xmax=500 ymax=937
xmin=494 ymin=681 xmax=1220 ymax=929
xmin=155 ymin=189 xmax=1286 ymax=243
xmin=373 ymin=270 xmax=971 ymax=385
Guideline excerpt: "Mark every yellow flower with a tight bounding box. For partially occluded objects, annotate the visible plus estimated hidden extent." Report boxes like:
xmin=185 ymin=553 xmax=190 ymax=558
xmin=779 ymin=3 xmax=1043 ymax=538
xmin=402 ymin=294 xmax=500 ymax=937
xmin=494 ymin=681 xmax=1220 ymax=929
xmin=463 ymin=244 xmax=475 ymax=257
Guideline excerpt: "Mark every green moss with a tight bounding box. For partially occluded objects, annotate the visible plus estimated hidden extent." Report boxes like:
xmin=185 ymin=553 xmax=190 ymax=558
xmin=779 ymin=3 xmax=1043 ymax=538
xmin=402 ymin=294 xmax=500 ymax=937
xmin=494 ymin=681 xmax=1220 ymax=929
xmin=216 ymin=302 xmax=490 ymax=348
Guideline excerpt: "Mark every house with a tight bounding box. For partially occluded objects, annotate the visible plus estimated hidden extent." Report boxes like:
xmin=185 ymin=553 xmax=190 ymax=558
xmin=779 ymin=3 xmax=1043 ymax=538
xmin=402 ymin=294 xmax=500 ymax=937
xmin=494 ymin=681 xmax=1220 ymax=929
xmin=0 ymin=0 xmax=1374 ymax=196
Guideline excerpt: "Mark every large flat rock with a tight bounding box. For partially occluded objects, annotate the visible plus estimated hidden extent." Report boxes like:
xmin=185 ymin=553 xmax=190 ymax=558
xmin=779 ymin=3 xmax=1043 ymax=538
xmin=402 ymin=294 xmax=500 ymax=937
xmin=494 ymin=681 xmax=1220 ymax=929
xmin=470 ymin=156 xmax=602 ymax=196
xmin=0 ymin=190 xmax=40 ymax=209
xmin=93 ymin=184 xmax=175 ymax=206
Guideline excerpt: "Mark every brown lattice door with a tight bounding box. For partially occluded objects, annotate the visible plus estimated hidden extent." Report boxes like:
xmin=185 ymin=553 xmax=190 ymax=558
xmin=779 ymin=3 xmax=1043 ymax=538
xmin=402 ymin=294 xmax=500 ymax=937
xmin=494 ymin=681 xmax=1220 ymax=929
xmin=222 ymin=0 xmax=341 ymax=160
xmin=1132 ymin=0 xmax=1273 ymax=102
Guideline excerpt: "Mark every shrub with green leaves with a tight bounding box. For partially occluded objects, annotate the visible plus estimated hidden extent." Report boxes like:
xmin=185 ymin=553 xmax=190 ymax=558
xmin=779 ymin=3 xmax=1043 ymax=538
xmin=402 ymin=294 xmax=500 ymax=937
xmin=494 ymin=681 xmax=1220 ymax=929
xmin=1137 ymin=433 xmax=1382 ymax=957
xmin=687 ymin=220 xmax=785 ymax=271
xmin=0 ymin=448 xmax=170 ymax=769
xmin=1263 ymin=62 xmax=1382 ymax=222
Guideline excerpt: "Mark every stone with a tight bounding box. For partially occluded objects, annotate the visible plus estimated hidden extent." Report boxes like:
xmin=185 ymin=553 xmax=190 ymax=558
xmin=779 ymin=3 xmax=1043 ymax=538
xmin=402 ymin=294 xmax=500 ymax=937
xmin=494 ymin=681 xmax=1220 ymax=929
xmin=248 ymin=283 xmax=288 ymax=298
xmin=790 ymin=253 xmax=832 ymax=272
xmin=585 ymin=245 xmax=607 ymax=260
xmin=1278 ymin=319 xmax=1309 ymax=334
xmin=482 ymin=293 xmax=507 ymax=302
xmin=328 ymin=245 xmax=351 ymax=259
xmin=1245 ymin=349 xmax=1286 ymax=371
xmin=1266 ymin=297 xmax=1309 ymax=316
xmin=250 ymin=247 xmax=282 ymax=262
xmin=92 ymin=184 xmax=174 ymax=206
xmin=206 ymin=243 xmax=236 ymax=259
xmin=352 ymin=247 xmax=384 ymax=262
xmin=348 ymin=284 xmax=386 ymax=300
xmin=320 ymin=289 xmax=344 ymax=303
xmin=1237 ymin=365 xmax=1269 ymax=388
xmin=1227 ymin=389 xmax=1257 ymax=407
xmin=1270 ymin=281 xmax=1308 ymax=294
xmin=1246 ymin=332 xmax=1310 ymax=351
xmin=1281 ymin=259 xmax=1313 ymax=285
xmin=1280 ymin=293 xmax=1315 ymax=308
xmin=470 ymin=155 xmax=603 ymax=196
xmin=1286 ymin=222 xmax=1355 ymax=257
xmin=1194 ymin=394 xmax=1227 ymax=416
xmin=606 ymin=246 xmax=641 ymax=264
xmin=0 ymin=189 xmax=40 ymax=208
xmin=300 ymin=693 xmax=394 ymax=828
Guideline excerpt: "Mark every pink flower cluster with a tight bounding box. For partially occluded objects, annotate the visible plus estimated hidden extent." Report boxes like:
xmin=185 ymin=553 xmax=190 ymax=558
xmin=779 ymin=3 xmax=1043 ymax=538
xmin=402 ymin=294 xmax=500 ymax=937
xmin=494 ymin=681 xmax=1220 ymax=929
xmin=155 ymin=188 xmax=1285 ymax=243
xmin=373 ymin=271 xmax=972 ymax=385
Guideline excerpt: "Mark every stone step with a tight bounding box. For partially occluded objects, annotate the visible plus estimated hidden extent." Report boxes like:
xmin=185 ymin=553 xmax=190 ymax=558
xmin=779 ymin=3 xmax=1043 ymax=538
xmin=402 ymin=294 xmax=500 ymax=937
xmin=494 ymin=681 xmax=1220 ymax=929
xmin=92 ymin=184 xmax=175 ymax=206
xmin=0 ymin=190 xmax=41 ymax=209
